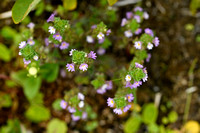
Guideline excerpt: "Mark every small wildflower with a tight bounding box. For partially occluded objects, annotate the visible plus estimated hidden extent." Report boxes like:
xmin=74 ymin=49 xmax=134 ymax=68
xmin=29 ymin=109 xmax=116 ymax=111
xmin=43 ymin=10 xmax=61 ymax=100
xmin=124 ymin=30 xmax=133 ymax=38
xmin=126 ymin=11 xmax=133 ymax=19
xmin=107 ymin=98 xmax=115 ymax=107
xmin=153 ymin=37 xmax=160 ymax=47
xmin=134 ymin=41 xmax=142 ymax=49
xmin=125 ymin=81 xmax=134 ymax=89
xmin=33 ymin=55 xmax=38 ymax=61
xmin=135 ymin=62 xmax=143 ymax=68
xmin=60 ymin=42 xmax=69 ymax=50
xmin=143 ymin=12 xmax=149 ymax=19
xmin=121 ymin=18 xmax=127 ymax=27
xmin=69 ymin=49 xmax=76 ymax=56
xmin=47 ymin=12 xmax=56 ymax=22
xmin=79 ymin=63 xmax=88 ymax=71
xmin=126 ymin=94 xmax=134 ymax=102
xmin=60 ymin=100 xmax=67 ymax=109
xmin=78 ymin=101 xmax=84 ymax=108
xmin=19 ymin=41 xmax=26 ymax=49
xmin=27 ymin=22 xmax=35 ymax=29
xmin=91 ymin=25 xmax=97 ymax=29
xmin=82 ymin=112 xmax=88 ymax=120
xmin=19 ymin=52 xmax=22 ymax=55
xmin=60 ymin=68 xmax=66 ymax=78
xmin=71 ymin=114 xmax=80 ymax=121
xmin=147 ymin=42 xmax=153 ymax=50
xmin=125 ymin=75 xmax=131 ymax=82
xmin=133 ymin=81 xmax=142 ymax=88
xmin=68 ymin=106 xmax=76 ymax=113
xmin=113 ymin=108 xmax=123 ymax=115
xmin=88 ymin=51 xmax=97 ymax=59
xmin=78 ymin=93 xmax=85 ymax=100
xmin=97 ymin=48 xmax=106 ymax=55
xmin=142 ymin=68 xmax=148 ymax=82
xmin=27 ymin=39 xmax=35 ymax=46
xmin=23 ymin=58 xmax=31 ymax=65
xmin=98 ymin=38 xmax=105 ymax=44
xmin=106 ymin=29 xmax=111 ymax=36
xmin=86 ymin=36 xmax=94 ymax=43
xmin=146 ymin=53 xmax=151 ymax=62
xmin=29 ymin=67 xmax=37 ymax=76
xmin=145 ymin=28 xmax=154 ymax=37
xmin=134 ymin=6 xmax=143 ymax=12
xmin=134 ymin=15 xmax=141 ymax=23
xmin=53 ymin=33 xmax=62 ymax=42
xmin=135 ymin=28 xmax=142 ymax=35
xmin=45 ymin=38 xmax=49 ymax=46
xmin=97 ymin=88 xmax=106 ymax=94
xmin=48 ymin=26 xmax=56 ymax=34
xmin=66 ymin=63 xmax=75 ymax=72
xmin=105 ymin=81 xmax=113 ymax=90
xmin=97 ymin=32 xmax=104 ymax=40
xmin=123 ymin=105 xmax=132 ymax=112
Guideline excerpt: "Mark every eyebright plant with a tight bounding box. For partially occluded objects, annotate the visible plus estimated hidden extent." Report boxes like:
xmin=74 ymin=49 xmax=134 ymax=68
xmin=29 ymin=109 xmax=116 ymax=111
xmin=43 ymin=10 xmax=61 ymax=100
xmin=17 ymin=5 xmax=159 ymax=121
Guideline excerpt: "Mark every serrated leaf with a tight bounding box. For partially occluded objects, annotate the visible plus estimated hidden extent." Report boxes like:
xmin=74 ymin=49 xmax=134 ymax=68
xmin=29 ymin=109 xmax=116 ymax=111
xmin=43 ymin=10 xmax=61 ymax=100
xmin=12 ymin=0 xmax=41 ymax=24
xmin=124 ymin=115 xmax=142 ymax=133
xmin=142 ymin=103 xmax=158 ymax=124
xmin=0 ymin=44 xmax=11 ymax=62
xmin=25 ymin=104 xmax=50 ymax=123
xmin=107 ymin=0 xmax=118 ymax=6
xmin=63 ymin=0 xmax=77 ymax=11
xmin=47 ymin=118 xmax=67 ymax=133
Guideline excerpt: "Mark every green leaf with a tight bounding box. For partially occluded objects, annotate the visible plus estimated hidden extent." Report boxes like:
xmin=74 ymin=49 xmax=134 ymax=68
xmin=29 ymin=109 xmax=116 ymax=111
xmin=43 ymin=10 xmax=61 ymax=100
xmin=129 ymin=19 xmax=140 ymax=33
xmin=148 ymin=123 xmax=159 ymax=133
xmin=0 ymin=93 xmax=12 ymax=108
xmin=11 ymin=70 xmax=42 ymax=100
xmin=190 ymin=0 xmax=200 ymax=15
xmin=0 ymin=44 xmax=11 ymax=62
xmin=52 ymin=99 xmax=62 ymax=111
xmin=54 ymin=17 xmax=70 ymax=35
xmin=168 ymin=111 xmax=178 ymax=123
xmin=25 ymin=104 xmax=50 ymax=123
xmin=72 ymin=50 xmax=86 ymax=64
xmin=129 ymin=68 xmax=145 ymax=82
xmin=124 ymin=114 xmax=142 ymax=133
xmin=84 ymin=121 xmax=98 ymax=132
xmin=0 ymin=119 xmax=22 ymax=133
xmin=107 ymin=0 xmax=118 ymax=6
xmin=69 ymin=96 xmax=80 ymax=106
xmin=20 ymin=44 xmax=36 ymax=60
xmin=40 ymin=63 xmax=59 ymax=82
xmin=114 ymin=97 xmax=127 ymax=108
xmin=63 ymin=0 xmax=77 ymax=10
xmin=12 ymin=0 xmax=41 ymax=24
xmin=139 ymin=33 xmax=153 ymax=46
xmin=47 ymin=118 xmax=67 ymax=133
xmin=142 ymin=103 xmax=158 ymax=124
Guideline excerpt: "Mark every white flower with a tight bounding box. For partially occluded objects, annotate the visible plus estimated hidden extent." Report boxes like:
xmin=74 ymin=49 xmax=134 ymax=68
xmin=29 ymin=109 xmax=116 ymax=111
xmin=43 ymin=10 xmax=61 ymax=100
xmin=124 ymin=30 xmax=133 ymax=38
xmin=19 ymin=41 xmax=26 ymax=49
xmin=19 ymin=52 xmax=22 ymax=55
xmin=147 ymin=42 xmax=153 ymax=50
xmin=78 ymin=101 xmax=84 ymax=108
xmin=125 ymin=75 xmax=131 ymax=82
xmin=69 ymin=49 xmax=76 ymax=56
xmin=134 ymin=41 xmax=142 ymax=49
xmin=143 ymin=12 xmax=149 ymax=20
xmin=86 ymin=36 xmax=94 ymax=43
xmin=97 ymin=32 xmax=104 ymax=40
xmin=48 ymin=26 xmax=56 ymax=34
xmin=33 ymin=55 xmax=38 ymax=61
xmin=78 ymin=93 xmax=85 ymax=100
xmin=29 ymin=67 xmax=37 ymax=76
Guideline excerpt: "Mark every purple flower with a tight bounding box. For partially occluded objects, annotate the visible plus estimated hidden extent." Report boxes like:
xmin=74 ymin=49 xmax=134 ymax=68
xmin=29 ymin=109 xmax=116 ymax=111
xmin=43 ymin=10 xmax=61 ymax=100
xmin=126 ymin=11 xmax=133 ymax=19
xmin=97 ymin=48 xmax=106 ymax=55
xmin=106 ymin=81 xmax=113 ymax=90
xmin=71 ymin=114 xmax=80 ymax=121
xmin=91 ymin=25 xmax=97 ymax=29
xmin=124 ymin=30 xmax=133 ymax=38
xmin=134 ymin=15 xmax=141 ymax=23
xmin=54 ymin=44 xmax=59 ymax=48
xmin=53 ymin=33 xmax=62 ymax=41
xmin=135 ymin=28 xmax=142 ymax=35
xmin=27 ymin=39 xmax=35 ymax=46
xmin=47 ymin=12 xmax=56 ymax=22
xmin=79 ymin=63 xmax=88 ymax=71
xmin=133 ymin=81 xmax=142 ymax=88
xmin=121 ymin=18 xmax=127 ymax=27
xmin=69 ymin=49 xmax=76 ymax=56
xmin=106 ymin=29 xmax=111 ymax=36
xmin=142 ymin=68 xmax=148 ymax=82
xmin=153 ymin=37 xmax=160 ymax=47
xmin=146 ymin=53 xmax=151 ymax=62
xmin=98 ymin=38 xmax=105 ymax=44
xmin=125 ymin=82 xmax=134 ymax=89
xmin=107 ymin=97 xmax=115 ymax=107
xmin=19 ymin=41 xmax=26 ymax=49
xmin=86 ymin=36 xmax=94 ymax=43
xmin=123 ymin=105 xmax=132 ymax=112
xmin=60 ymin=100 xmax=67 ymax=109
xmin=60 ymin=68 xmax=66 ymax=78
xmin=45 ymin=38 xmax=49 ymax=46
xmin=68 ymin=106 xmax=76 ymax=113
xmin=88 ymin=51 xmax=97 ymax=60
xmin=60 ymin=42 xmax=69 ymax=50
xmin=66 ymin=63 xmax=75 ymax=72
xmin=145 ymin=28 xmax=154 ymax=37
xmin=126 ymin=94 xmax=134 ymax=102
xmin=27 ymin=22 xmax=35 ymax=29
xmin=23 ymin=58 xmax=31 ymax=65
xmin=143 ymin=12 xmax=149 ymax=19
xmin=82 ymin=112 xmax=87 ymax=120
xmin=78 ymin=93 xmax=85 ymax=100
xmin=113 ymin=108 xmax=123 ymax=115
xmin=134 ymin=6 xmax=143 ymax=12
xmin=135 ymin=62 xmax=143 ymax=68
xmin=97 ymin=88 xmax=106 ymax=94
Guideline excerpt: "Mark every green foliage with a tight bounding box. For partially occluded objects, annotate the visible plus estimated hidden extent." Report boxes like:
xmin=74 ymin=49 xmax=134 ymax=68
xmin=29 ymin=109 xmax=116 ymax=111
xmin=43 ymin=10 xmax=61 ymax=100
xmin=148 ymin=123 xmax=159 ymax=133
xmin=54 ymin=17 xmax=70 ymax=35
xmin=52 ymin=99 xmax=62 ymax=111
xmin=92 ymin=22 xmax=107 ymax=36
xmin=196 ymin=34 xmax=200 ymax=42
xmin=142 ymin=103 xmax=158 ymax=124
xmin=85 ymin=105 xmax=97 ymax=119
xmin=63 ymin=0 xmax=77 ymax=10
xmin=101 ymin=38 xmax=112 ymax=49
xmin=40 ymin=63 xmax=59 ymax=82
xmin=25 ymin=104 xmax=50 ymax=123
xmin=5 ymin=80 xmax=17 ymax=88
xmin=72 ymin=50 xmax=87 ymax=64
xmin=91 ymin=74 xmax=105 ymax=89
xmin=168 ymin=111 xmax=178 ymax=123
xmin=139 ymin=33 xmax=153 ymax=46
xmin=47 ymin=118 xmax=68 ymax=133
xmin=114 ymin=97 xmax=127 ymax=108
xmin=129 ymin=68 xmax=145 ymax=82
xmin=0 ymin=44 xmax=11 ymax=62
xmin=190 ymin=0 xmax=200 ymax=15
xmin=0 ymin=26 xmax=21 ymax=43
xmin=75 ymin=75 xmax=89 ymax=85
xmin=0 ymin=119 xmax=22 ymax=133
xmin=84 ymin=121 xmax=98 ymax=132
xmin=12 ymin=0 xmax=41 ymax=24
xmin=11 ymin=70 xmax=42 ymax=100
xmin=69 ymin=95 xmax=80 ymax=106
xmin=107 ymin=0 xmax=118 ymax=6
xmin=124 ymin=114 xmax=142 ymax=133
xmin=20 ymin=44 xmax=37 ymax=60
xmin=128 ymin=19 xmax=140 ymax=33
xmin=0 ymin=93 xmax=12 ymax=108
xmin=135 ymin=50 xmax=148 ymax=60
